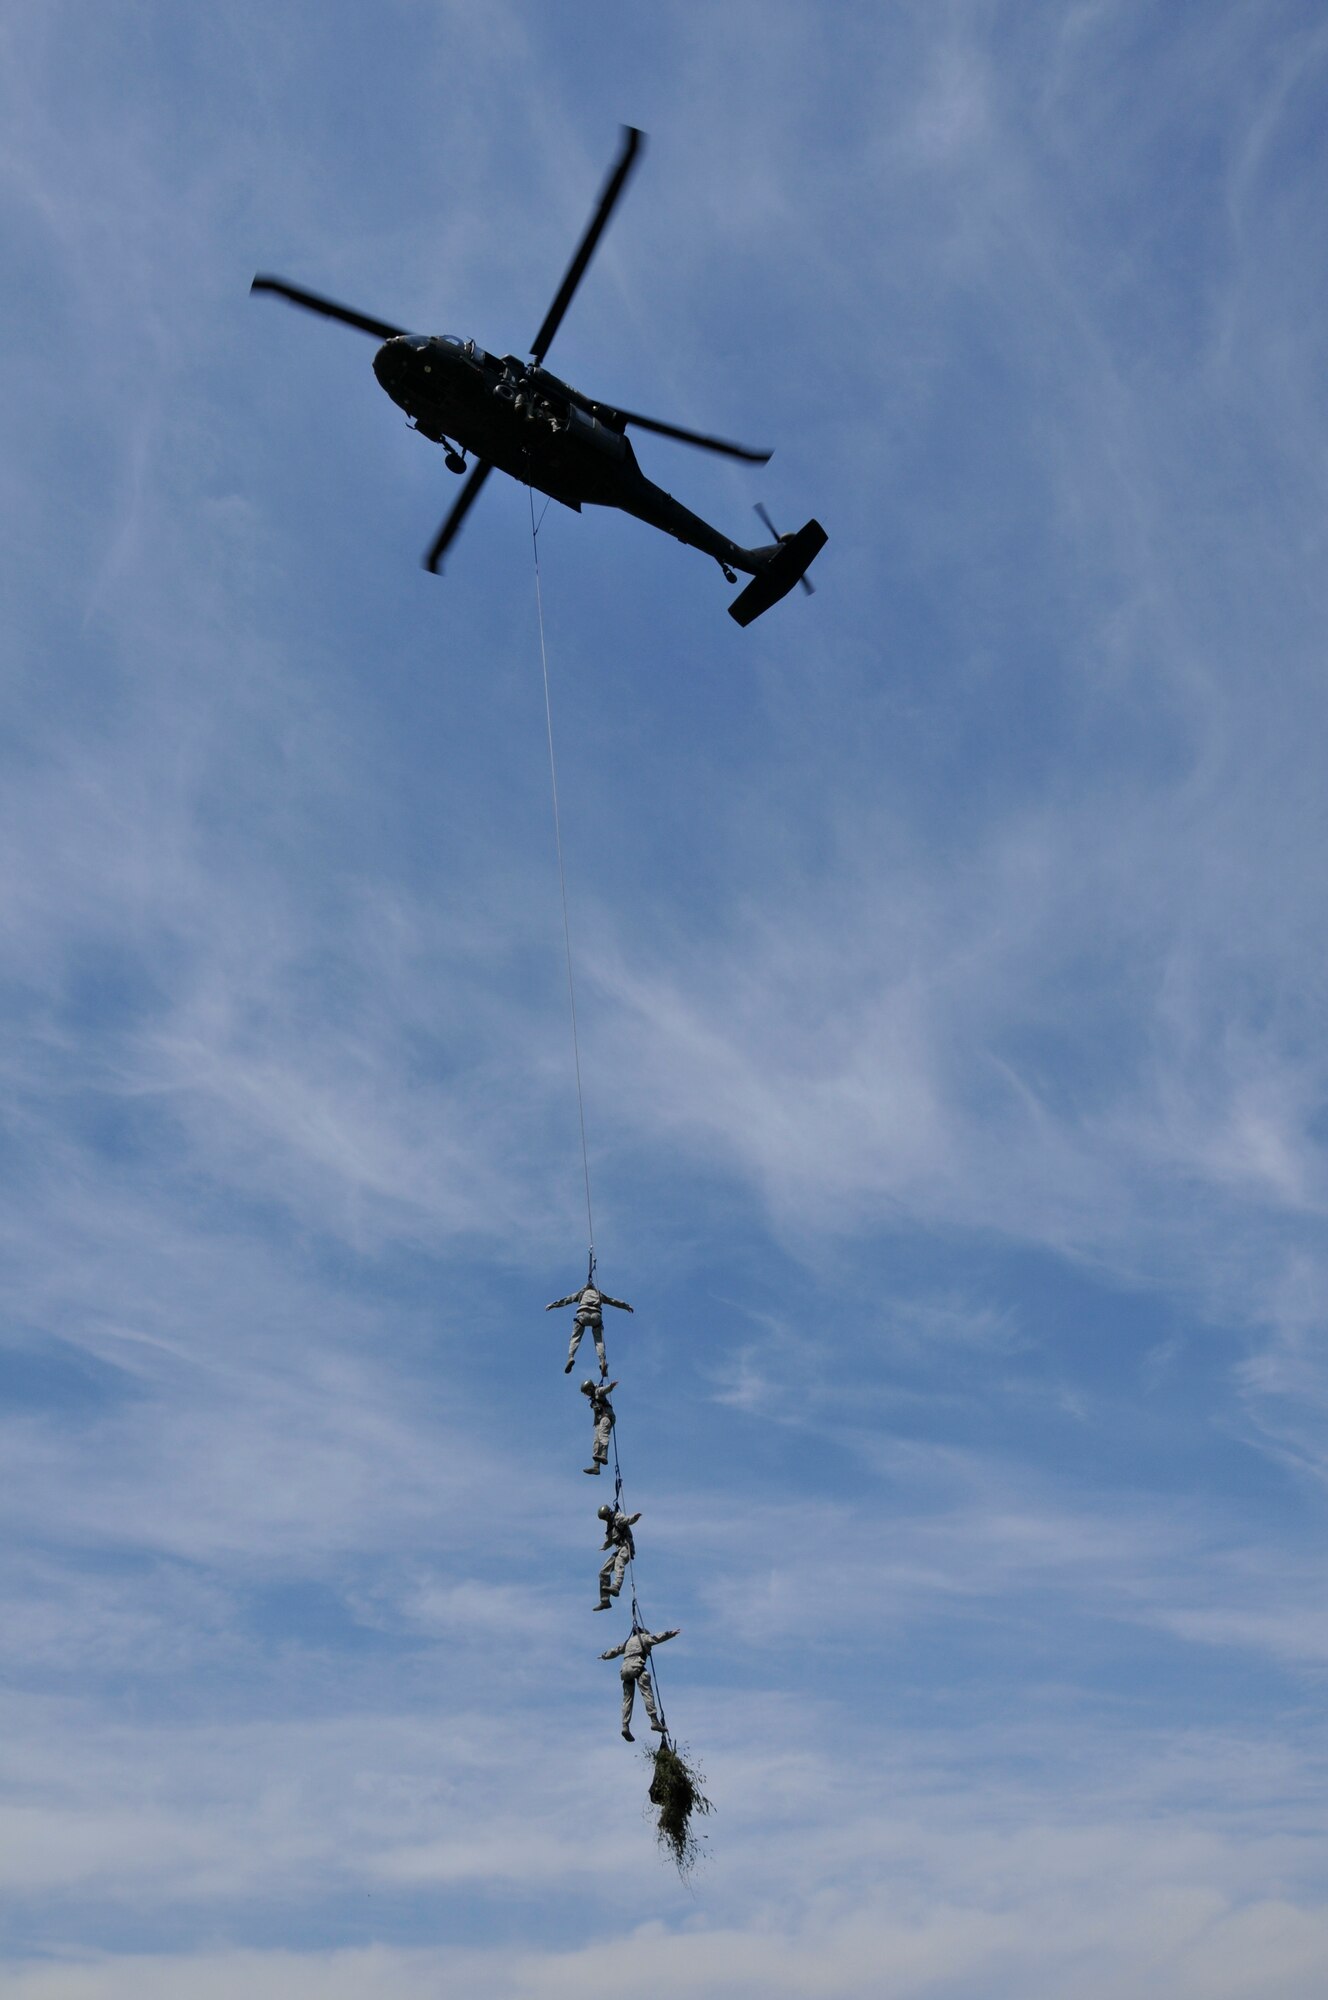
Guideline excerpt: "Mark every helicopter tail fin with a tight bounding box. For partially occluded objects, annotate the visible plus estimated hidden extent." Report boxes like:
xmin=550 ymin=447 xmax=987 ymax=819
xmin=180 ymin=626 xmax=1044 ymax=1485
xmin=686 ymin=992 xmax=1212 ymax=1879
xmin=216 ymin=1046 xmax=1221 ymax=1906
xmin=728 ymin=519 xmax=827 ymax=627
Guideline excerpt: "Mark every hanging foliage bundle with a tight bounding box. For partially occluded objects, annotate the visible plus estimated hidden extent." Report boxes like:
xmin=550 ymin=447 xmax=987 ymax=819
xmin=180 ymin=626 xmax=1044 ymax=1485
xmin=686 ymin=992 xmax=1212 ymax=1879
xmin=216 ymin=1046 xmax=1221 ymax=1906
xmin=647 ymin=1741 xmax=714 ymax=1875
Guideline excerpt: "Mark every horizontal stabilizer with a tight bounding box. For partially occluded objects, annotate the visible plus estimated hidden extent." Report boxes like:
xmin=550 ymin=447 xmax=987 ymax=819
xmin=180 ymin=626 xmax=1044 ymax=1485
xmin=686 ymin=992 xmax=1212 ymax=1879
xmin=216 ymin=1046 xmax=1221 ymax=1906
xmin=728 ymin=520 xmax=827 ymax=627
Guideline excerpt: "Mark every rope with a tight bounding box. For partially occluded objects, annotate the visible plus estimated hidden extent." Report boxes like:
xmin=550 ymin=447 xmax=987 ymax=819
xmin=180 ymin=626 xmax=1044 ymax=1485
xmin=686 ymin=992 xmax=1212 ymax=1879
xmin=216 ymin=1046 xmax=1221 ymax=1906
xmin=530 ymin=491 xmax=595 ymax=1262
xmin=527 ymin=503 xmax=675 ymax=1757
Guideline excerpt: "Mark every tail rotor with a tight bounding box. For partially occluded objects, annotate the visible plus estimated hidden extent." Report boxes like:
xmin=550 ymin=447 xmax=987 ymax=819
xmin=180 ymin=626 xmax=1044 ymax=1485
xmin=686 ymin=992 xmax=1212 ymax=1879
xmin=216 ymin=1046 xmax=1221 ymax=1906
xmin=754 ymin=504 xmax=814 ymax=595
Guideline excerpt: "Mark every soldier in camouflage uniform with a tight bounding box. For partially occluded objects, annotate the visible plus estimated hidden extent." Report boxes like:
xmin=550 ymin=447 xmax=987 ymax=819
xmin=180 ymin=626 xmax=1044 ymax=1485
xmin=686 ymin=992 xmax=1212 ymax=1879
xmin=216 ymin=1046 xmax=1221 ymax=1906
xmin=600 ymin=1625 xmax=679 ymax=1740
xmin=547 ymin=1279 xmax=633 ymax=1378
xmin=594 ymin=1502 xmax=640 ymax=1609
xmin=580 ymin=1377 xmax=618 ymax=1475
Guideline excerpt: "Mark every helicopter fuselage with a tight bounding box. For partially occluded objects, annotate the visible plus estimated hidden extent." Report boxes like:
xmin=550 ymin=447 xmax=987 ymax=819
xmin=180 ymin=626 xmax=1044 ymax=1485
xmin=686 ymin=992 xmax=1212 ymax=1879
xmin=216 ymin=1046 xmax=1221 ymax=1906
xmin=371 ymin=333 xmax=763 ymax=575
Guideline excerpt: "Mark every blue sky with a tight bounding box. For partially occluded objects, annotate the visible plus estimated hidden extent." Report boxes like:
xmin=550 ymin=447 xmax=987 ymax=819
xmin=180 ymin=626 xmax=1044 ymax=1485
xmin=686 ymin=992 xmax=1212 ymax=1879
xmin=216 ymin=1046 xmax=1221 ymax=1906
xmin=5 ymin=1 xmax=1328 ymax=1994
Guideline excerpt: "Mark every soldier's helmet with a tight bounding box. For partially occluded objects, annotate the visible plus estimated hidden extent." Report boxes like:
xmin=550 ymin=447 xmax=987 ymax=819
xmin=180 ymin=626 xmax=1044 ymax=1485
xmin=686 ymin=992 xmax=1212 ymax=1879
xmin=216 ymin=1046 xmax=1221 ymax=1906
xmin=580 ymin=1378 xmax=596 ymax=1395
xmin=597 ymin=1503 xmax=613 ymax=1520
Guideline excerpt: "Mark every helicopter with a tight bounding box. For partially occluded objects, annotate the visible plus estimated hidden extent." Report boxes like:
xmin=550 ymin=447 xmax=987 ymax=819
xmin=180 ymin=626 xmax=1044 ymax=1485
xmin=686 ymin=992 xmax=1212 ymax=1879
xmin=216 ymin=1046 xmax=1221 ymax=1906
xmin=252 ymin=127 xmax=825 ymax=627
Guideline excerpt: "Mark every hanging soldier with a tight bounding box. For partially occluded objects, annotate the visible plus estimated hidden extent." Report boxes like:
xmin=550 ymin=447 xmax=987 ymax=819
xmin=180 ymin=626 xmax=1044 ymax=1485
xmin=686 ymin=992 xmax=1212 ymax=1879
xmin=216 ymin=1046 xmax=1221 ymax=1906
xmin=580 ymin=1377 xmax=618 ymax=1474
xmin=600 ymin=1625 xmax=680 ymax=1741
xmin=547 ymin=1274 xmax=633 ymax=1377
xmin=594 ymin=1502 xmax=640 ymax=1609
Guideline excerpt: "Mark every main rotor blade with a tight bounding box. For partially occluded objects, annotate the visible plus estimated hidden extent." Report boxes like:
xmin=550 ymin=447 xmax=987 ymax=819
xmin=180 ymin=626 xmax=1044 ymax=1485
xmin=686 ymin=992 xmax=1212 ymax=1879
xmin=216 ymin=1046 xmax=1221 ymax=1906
xmin=618 ymin=408 xmax=772 ymax=464
xmin=423 ymin=461 xmax=493 ymax=574
xmin=529 ymin=126 xmax=644 ymax=365
xmin=250 ymin=276 xmax=407 ymax=342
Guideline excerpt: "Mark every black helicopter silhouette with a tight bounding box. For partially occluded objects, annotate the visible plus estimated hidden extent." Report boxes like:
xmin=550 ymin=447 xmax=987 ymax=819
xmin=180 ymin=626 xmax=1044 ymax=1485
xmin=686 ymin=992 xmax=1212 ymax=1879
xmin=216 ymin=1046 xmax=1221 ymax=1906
xmin=252 ymin=127 xmax=825 ymax=627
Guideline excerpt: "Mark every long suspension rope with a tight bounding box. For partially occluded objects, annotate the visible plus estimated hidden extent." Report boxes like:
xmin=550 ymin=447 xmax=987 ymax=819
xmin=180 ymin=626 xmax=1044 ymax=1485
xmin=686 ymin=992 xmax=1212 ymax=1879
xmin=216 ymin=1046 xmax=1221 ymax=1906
xmin=530 ymin=492 xmax=595 ymax=1262
xmin=528 ymin=503 xmax=677 ymax=1762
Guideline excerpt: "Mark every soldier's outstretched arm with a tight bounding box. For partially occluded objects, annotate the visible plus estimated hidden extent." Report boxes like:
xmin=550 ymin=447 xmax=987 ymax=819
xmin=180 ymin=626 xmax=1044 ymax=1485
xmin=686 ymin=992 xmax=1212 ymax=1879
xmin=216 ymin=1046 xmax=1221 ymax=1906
xmin=601 ymin=1295 xmax=634 ymax=1312
xmin=654 ymin=1628 xmax=680 ymax=1644
xmin=627 ymin=1512 xmax=642 ymax=1526
xmin=546 ymin=1293 xmax=579 ymax=1310
xmin=600 ymin=1641 xmax=627 ymax=1660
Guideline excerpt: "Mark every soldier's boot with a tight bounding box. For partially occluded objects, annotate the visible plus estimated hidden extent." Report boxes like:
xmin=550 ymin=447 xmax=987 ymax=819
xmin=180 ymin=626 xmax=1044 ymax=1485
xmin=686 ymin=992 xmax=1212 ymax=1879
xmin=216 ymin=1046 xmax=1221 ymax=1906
xmin=622 ymin=1728 xmax=634 ymax=1741
xmin=584 ymin=1464 xmax=601 ymax=1474
xmin=593 ymin=1599 xmax=611 ymax=1611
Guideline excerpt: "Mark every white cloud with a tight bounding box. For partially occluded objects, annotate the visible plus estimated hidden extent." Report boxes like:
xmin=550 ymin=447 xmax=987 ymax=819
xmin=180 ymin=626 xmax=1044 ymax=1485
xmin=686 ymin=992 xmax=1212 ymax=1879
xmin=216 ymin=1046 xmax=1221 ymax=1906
xmin=7 ymin=1818 xmax=1328 ymax=2000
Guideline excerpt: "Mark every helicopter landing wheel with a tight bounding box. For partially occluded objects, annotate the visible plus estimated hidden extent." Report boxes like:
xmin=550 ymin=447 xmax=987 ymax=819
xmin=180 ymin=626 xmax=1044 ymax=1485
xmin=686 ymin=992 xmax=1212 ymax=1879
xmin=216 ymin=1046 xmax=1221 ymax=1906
xmin=444 ymin=450 xmax=467 ymax=474
xmin=720 ymin=562 xmax=738 ymax=584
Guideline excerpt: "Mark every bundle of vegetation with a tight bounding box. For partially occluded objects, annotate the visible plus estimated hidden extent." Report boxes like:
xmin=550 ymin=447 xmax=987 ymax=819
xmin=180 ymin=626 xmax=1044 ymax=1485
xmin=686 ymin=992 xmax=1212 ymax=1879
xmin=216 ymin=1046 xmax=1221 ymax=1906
xmin=647 ymin=1740 xmax=713 ymax=1875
